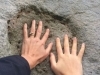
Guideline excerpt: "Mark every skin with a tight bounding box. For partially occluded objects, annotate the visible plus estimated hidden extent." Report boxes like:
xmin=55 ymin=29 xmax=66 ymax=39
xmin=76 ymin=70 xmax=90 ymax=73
xmin=21 ymin=20 xmax=85 ymax=75
xmin=21 ymin=20 xmax=53 ymax=69
xmin=50 ymin=36 xmax=85 ymax=75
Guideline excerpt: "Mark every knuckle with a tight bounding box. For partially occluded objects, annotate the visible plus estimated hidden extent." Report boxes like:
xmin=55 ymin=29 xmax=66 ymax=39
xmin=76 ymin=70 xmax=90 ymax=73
xmin=24 ymin=39 xmax=29 ymax=43
xmin=43 ymin=51 xmax=47 ymax=55
xmin=41 ymin=51 xmax=47 ymax=56
xmin=24 ymin=31 xmax=27 ymax=34
xmin=37 ymin=30 xmax=41 ymax=33
xmin=24 ymin=29 xmax=27 ymax=32
xmin=44 ymin=33 xmax=48 ymax=38
xmin=40 ymin=41 xmax=45 ymax=45
xmin=57 ymin=45 xmax=60 ymax=48
xmin=35 ymin=38 xmax=40 ymax=42
xmin=45 ymin=52 xmax=49 ymax=56
xmin=45 ymin=33 xmax=48 ymax=37
xmin=59 ymin=54 xmax=64 ymax=58
xmin=51 ymin=65 xmax=53 ymax=69
xmin=51 ymin=65 xmax=56 ymax=69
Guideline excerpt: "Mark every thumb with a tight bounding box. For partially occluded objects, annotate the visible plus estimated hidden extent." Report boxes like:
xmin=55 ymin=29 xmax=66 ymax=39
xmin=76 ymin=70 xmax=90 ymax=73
xmin=50 ymin=53 xmax=56 ymax=68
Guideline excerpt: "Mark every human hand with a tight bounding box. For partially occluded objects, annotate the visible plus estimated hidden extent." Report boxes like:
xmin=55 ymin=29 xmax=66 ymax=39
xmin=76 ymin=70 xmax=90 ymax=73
xmin=21 ymin=20 xmax=53 ymax=69
xmin=50 ymin=35 xmax=85 ymax=75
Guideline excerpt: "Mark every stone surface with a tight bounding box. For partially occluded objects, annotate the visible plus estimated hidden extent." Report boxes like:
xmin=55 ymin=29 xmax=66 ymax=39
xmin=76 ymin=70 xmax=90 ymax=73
xmin=0 ymin=0 xmax=100 ymax=75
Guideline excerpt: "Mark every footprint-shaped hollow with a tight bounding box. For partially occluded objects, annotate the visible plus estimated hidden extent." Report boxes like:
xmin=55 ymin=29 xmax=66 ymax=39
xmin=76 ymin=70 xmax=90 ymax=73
xmin=7 ymin=5 xmax=73 ymax=75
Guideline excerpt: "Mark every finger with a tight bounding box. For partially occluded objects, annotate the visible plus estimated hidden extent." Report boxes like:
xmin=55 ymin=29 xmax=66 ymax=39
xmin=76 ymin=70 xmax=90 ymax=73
xmin=38 ymin=43 xmax=53 ymax=63
xmin=21 ymin=43 xmax=25 ymax=54
xmin=78 ymin=43 xmax=85 ymax=60
xmin=50 ymin=53 xmax=56 ymax=68
xmin=64 ymin=35 xmax=70 ymax=54
xmin=36 ymin=21 xmax=42 ymax=38
xmin=72 ymin=37 xmax=77 ymax=55
xmin=22 ymin=41 xmax=29 ymax=54
xmin=56 ymin=38 xmax=63 ymax=56
xmin=23 ymin=23 xmax=28 ymax=40
xmin=30 ymin=20 xmax=35 ymax=37
xmin=24 ymin=43 xmax=29 ymax=54
xmin=41 ymin=29 xmax=49 ymax=44
xmin=46 ymin=43 xmax=53 ymax=54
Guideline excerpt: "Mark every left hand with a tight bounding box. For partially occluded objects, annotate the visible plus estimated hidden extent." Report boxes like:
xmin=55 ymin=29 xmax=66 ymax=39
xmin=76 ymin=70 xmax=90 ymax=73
xmin=21 ymin=20 xmax=53 ymax=69
xmin=50 ymin=35 xmax=85 ymax=75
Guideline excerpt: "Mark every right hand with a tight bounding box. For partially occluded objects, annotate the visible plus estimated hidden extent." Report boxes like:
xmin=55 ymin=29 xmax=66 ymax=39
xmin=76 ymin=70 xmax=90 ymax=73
xmin=50 ymin=35 xmax=85 ymax=75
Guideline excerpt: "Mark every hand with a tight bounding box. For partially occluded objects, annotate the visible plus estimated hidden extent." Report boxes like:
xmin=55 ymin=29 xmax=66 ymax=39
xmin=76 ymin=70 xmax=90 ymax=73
xmin=50 ymin=35 xmax=85 ymax=75
xmin=21 ymin=20 xmax=53 ymax=69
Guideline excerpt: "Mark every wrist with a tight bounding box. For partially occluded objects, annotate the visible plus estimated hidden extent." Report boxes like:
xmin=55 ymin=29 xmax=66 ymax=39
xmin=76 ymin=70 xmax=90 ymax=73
xmin=21 ymin=55 xmax=37 ymax=69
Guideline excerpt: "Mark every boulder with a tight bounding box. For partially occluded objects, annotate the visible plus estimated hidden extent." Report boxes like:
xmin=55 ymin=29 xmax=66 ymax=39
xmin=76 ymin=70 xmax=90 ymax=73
xmin=0 ymin=0 xmax=100 ymax=75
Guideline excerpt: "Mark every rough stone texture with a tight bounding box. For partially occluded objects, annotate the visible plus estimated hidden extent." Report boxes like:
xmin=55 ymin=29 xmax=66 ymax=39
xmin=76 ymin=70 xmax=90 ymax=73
xmin=0 ymin=0 xmax=100 ymax=75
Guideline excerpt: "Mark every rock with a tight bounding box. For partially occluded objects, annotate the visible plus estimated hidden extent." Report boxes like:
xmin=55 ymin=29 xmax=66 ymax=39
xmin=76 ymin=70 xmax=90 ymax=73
xmin=0 ymin=0 xmax=100 ymax=75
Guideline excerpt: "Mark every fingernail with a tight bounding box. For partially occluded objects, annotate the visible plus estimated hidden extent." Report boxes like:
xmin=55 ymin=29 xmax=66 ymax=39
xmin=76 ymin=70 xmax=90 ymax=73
xmin=40 ymin=20 xmax=42 ymax=22
xmin=56 ymin=38 xmax=60 ymax=40
xmin=65 ymin=34 xmax=68 ymax=37
xmin=24 ymin=23 xmax=27 ymax=26
xmin=65 ymin=34 xmax=67 ymax=36
xmin=73 ymin=37 xmax=76 ymax=40
xmin=82 ymin=43 xmax=85 ymax=45
xmin=47 ymin=29 xmax=49 ymax=31
xmin=39 ymin=21 xmax=42 ymax=23
xmin=33 ymin=20 xmax=35 ymax=22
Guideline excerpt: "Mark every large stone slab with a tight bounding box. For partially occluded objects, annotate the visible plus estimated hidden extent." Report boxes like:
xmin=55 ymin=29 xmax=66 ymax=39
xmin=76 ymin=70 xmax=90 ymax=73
xmin=0 ymin=0 xmax=100 ymax=75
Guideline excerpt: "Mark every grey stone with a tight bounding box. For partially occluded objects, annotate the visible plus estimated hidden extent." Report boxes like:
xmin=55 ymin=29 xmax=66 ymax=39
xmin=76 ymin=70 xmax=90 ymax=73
xmin=0 ymin=0 xmax=100 ymax=75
